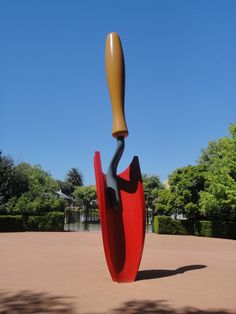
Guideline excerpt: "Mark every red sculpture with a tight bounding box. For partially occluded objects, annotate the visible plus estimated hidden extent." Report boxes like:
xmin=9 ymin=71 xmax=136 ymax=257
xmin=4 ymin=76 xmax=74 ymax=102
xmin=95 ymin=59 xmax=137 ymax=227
xmin=94 ymin=33 xmax=146 ymax=283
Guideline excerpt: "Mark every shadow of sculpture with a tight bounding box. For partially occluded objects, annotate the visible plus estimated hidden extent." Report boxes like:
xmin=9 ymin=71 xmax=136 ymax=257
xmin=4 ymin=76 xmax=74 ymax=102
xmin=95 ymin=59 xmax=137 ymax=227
xmin=110 ymin=300 xmax=234 ymax=314
xmin=0 ymin=290 xmax=75 ymax=314
xmin=136 ymin=264 xmax=207 ymax=281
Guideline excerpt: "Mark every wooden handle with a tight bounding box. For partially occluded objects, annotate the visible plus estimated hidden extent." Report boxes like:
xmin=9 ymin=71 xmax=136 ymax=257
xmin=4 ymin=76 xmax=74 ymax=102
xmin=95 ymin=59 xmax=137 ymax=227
xmin=105 ymin=32 xmax=128 ymax=138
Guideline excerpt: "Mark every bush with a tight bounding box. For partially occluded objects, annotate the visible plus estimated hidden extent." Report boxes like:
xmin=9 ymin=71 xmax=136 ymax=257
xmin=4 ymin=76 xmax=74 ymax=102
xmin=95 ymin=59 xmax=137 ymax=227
xmin=65 ymin=208 xmax=77 ymax=224
xmin=0 ymin=212 xmax=65 ymax=232
xmin=25 ymin=215 xmax=41 ymax=231
xmin=24 ymin=212 xmax=65 ymax=231
xmin=156 ymin=216 xmax=194 ymax=235
xmin=7 ymin=195 xmax=66 ymax=216
xmin=45 ymin=212 xmax=65 ymax=231
xmin=0 ymin=215 xmax=24 ymax=232
xmin=194 ymin=220 xmax=212 ymax=237
xmin=195 ymin=220 xmax=236 ymax=239
xmin=153 ymin=216 xmax=236 ymax=239
xmin=153 ymin=216 xmax=159 ymax=233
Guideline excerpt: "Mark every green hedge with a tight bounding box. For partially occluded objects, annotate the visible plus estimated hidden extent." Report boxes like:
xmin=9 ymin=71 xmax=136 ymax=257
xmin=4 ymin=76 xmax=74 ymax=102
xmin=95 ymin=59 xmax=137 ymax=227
xmin=153 ymin=216 xmax=236 ymax=239
xmin=24 ymin=212 xmax=65 ymax=231
xmin=0 ymin=212 xmax=65 ymax=232
xmin=0 ymin=215 xmax=24 ymax=232
xmin=153 ymin=215 xmax=159 ymax=234
xmin=195 ymin=220 xmax=236 ymax=239
xmin=153 ymin=216 xmax=194 ymax=235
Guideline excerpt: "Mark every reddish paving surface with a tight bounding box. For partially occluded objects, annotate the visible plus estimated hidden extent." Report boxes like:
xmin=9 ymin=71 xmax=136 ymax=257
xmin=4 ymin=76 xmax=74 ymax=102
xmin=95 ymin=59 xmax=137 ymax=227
xmin=0 ymin=232 xmax=236 ymax=314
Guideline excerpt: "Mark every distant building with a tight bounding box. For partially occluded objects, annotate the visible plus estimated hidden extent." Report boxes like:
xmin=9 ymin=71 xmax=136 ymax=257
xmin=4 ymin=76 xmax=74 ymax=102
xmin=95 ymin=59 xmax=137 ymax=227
xmin=56 ymin=190 xmax=76 ymax=207
xmin=163 ymin=180 xmax=170 ymax=189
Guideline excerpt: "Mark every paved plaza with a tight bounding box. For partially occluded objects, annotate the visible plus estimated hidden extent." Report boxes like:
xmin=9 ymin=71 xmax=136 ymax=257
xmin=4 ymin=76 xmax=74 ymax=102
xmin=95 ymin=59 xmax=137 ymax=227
xmin=0 ymin=232 xmax=236 ymax=313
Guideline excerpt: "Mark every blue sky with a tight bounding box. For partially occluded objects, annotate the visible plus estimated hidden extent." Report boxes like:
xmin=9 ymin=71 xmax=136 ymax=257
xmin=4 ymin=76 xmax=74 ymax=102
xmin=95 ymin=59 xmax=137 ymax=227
xmin=1 ymin=0 xmax=235 ymax=185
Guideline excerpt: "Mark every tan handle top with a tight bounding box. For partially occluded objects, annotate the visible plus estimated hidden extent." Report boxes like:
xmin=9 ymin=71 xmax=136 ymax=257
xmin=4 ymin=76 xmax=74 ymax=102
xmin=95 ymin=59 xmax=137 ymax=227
xmin=105 ymin=32 xmax=128 ymax=138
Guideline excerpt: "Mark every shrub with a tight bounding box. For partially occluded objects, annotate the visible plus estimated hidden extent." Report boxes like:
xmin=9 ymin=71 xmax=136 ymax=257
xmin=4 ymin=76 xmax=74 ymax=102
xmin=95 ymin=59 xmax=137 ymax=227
xmin=194 ymin=220 xmax=212 ymax=237
xmin=156 ymin=216 xmax=193 ymax=235
xmin=195 ymin=220 xmax=236 ymax=239
xmin=0 ymin=215 xmax=24 ymax=232
xmin=24 ymin=212 xmax=65 ymax=231
xmin=25 ymin=215 xmax=41 ymax=231
xmin=7 ymin=195 xmax=66 ymax=216
xmin=0 ymin=212 xmax=65 ymax=232
xmin=153 ymin=215 xmax=159 ymax=233
xmin=153 ymin=216 xmax=236 ymax=239
xmin=45 ymin=212 xmax=65 ymax=231
xmin=65 ymin=208 xmax=77 ymax=224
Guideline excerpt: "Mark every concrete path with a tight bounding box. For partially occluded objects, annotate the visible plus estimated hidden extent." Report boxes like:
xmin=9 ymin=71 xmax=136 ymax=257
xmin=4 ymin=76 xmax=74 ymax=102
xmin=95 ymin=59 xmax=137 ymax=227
xmin=0 ymin=232 xmax=236 ymax=313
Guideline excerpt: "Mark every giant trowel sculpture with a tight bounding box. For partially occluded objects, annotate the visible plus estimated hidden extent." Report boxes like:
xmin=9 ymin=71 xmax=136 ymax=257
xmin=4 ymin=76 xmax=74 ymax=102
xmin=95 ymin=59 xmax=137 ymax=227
xmin=94 ymin=32 xmax=146 ymax=283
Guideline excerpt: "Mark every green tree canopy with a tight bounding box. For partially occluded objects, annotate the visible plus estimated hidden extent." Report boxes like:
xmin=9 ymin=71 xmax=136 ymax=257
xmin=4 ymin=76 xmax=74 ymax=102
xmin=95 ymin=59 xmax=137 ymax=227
xmin=155 ymin=189 xmax=174 ymax=216
xmin=73 ymin=185 xmax=97 ymax=209
xmin=57 ymin=180 xmax=75 ymax=196
xmin=0 ymin=153 xmax=29 ymax=210
xmin=0 ymin=153 xmax=15 ymax=206
xmin=167 ymin=164 xmax=207 ymax=219
xmin=198 ymin=124 xmax=236 ymax=221
xmin=156 ymin=124 xmax=236 ymax=221
xmin=16 ymin=162 xmax=59 ymax=197
xmin=142 ymin=175 xmax=163 ymax=211
xmin=3 ymin=162 xmax=64 ymax=215
xmin=66 ymin=168 xmax=84 ymax=187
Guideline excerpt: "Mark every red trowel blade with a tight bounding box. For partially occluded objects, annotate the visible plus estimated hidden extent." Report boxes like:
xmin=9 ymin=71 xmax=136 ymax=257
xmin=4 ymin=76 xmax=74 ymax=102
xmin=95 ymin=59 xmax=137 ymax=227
xmin=94 ymin=151 xmax=146 ymax=283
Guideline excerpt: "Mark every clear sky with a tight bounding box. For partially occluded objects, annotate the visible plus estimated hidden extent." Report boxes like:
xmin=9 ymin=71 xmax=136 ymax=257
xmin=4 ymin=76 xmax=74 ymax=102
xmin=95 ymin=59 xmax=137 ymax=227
xmin=1 ymin=0 xmax=235 ymax=185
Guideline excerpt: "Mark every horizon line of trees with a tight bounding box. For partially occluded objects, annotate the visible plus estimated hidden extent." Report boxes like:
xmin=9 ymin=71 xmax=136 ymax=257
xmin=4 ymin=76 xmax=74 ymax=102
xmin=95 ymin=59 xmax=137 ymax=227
xmin=144 ymin=124 xmax=236 ymax=222
xmin=0 ymin=152 xmax=84 ymax=215
xmin=1 ymin=123 xmax=235 ymax=222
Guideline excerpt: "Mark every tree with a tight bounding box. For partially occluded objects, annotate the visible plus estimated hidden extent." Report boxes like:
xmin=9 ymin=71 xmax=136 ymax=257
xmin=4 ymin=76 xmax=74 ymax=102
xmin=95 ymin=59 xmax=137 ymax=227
xmin=198 ymin=124 xmax=236 ymax=221
xmin=155 ymin=189 xmax=174 ymax=216
xmin=167 ymin=165 xmax=207 ymax=219
xmin=159 ymin=124 xmax=236 ymax=221
xmin=15 ymin=163 xmax=59 ymax=197
xmin=73 ymin=185 xmax=97 ymax=209
xmin=142 ymin=175 xmax=163 ymax=211
xmin=198 ymin=124 xmax=236 ymax=181
xmin=6 ymin=162 xmax=64 ymax=215
xmin=0 ymin=152 xmax=66 ymax=215
xmin=57 ymin=180 xmax=74 ymax=196
xmin=0 ymin=152 xmax=15 ymax=207
xmin=66 ymin=168 xmax=83 ymax=187
xmin=0 ymin=153 xmax=29 ymax=210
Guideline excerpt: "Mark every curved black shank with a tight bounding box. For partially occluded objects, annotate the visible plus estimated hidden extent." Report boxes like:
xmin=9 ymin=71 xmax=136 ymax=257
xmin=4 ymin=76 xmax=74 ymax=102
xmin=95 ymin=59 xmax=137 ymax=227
xmin=107 ymin=137 xmax=125 ymax=209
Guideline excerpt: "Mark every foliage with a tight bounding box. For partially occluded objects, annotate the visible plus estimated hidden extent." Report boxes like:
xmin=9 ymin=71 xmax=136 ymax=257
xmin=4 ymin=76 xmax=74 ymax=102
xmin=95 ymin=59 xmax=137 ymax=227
xmin=194 ymin=220 xmax=236 ymax=239
xmin=24 ymin=212 xmax=65 ymax=231
xmin=0 ymin=153 xmax=29 ymax=209
xmin=0 ymin=215 xmax=24 ymax=232
xmin=155 ymin=124 xmax=236 ymax=221
xmin=155 ymin=189 xmax=174 ymax=216
xmin=57 ymin=180 xmax=74 ymax=196
xmin=153 ymin=215 xmax=159 ymax=233
xmin=73 ymin=185 xmax=97 ymax=209
xmin=66 ymin=168 xmax=83 ymax=187
xmin=0 ymin=153 xmax=15 ymax=205
xmin=5 ymin=163 xmax=65 ymax=215
xmin=142 ymin=175 xmax=163 ymax=211
xmin=167 ymin=164 xmax=207 ymax=219
xmin=198 ymin=124 xmax=236 ymax=221
xmin=15 ymin=163 xmax=59 ymax=197
xmin=65 ymin=208 xmax=78 ymax=224
xmin=0 ymin=212 xmax=65 ymax=232
xmin=194 ymin=220 xmax=212 ymax=237
xmin=9 ymin=196 xmax=66 ymax=215
xmin=155 ymin=216 xmax=193 ymax=235
xmin=0 ymin=156 xmax=66 ymax=215
xmin=153 ymin=216 xmax=236 ymax=239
